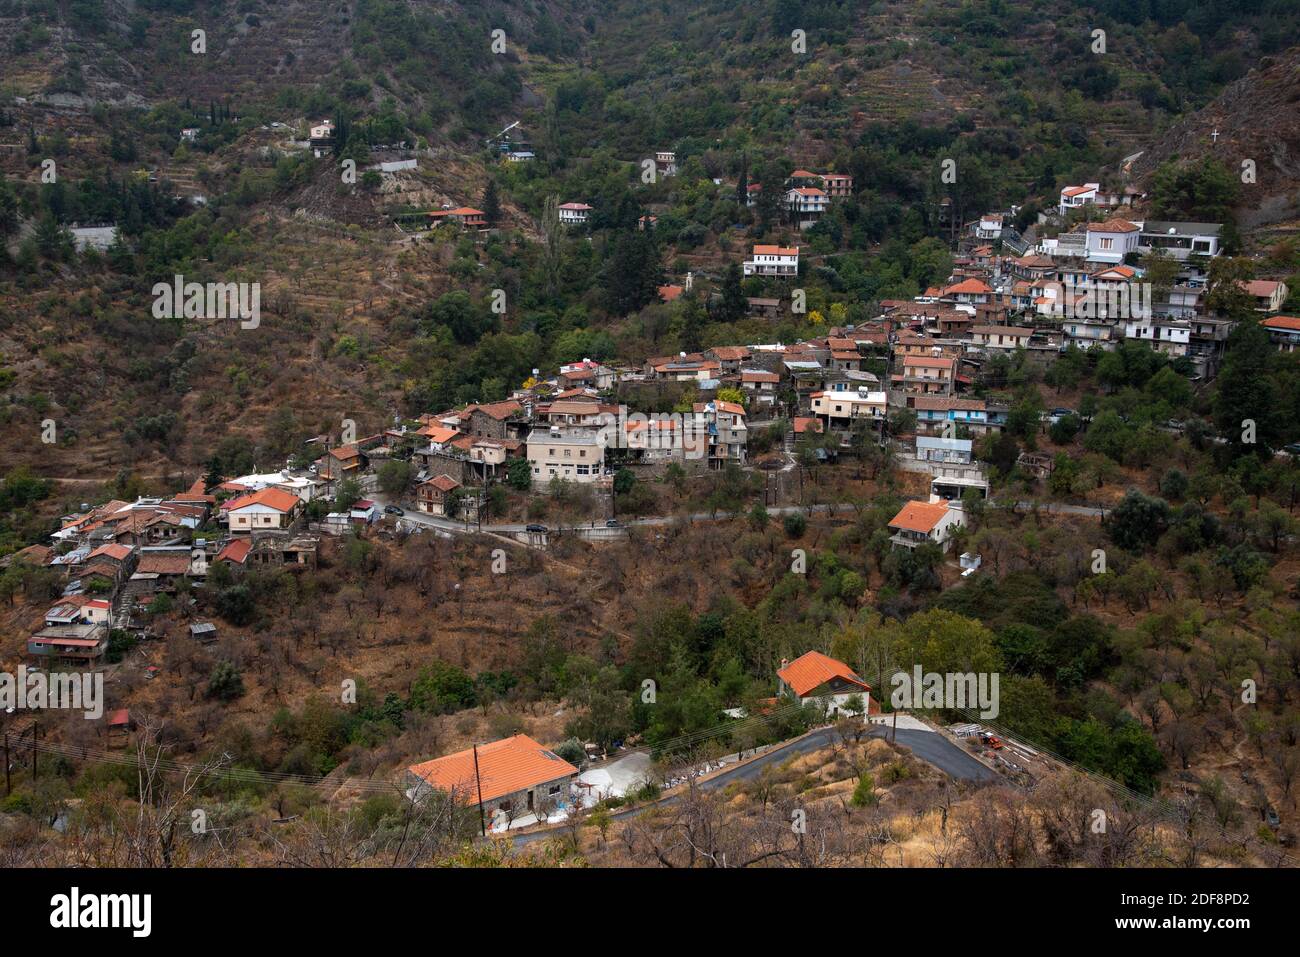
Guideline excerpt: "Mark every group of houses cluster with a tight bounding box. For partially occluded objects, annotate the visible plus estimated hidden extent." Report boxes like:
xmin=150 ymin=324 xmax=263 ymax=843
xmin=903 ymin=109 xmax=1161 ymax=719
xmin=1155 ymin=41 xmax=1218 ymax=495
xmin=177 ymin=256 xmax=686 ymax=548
xmin=4 ymin=478 xmax=324 ymax=668
xmin=725 ymin=177 xmax=1288 ymax=383
xmin=742 ymin=168 xmax=854 ymax=231
xmin=385 ymin=376 xmax=752 ymax=507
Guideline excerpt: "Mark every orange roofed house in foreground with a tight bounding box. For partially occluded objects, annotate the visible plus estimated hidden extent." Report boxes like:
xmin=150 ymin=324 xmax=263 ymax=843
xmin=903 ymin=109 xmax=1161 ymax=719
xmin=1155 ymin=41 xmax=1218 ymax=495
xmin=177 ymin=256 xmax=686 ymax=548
xmin=777 ymin=650 xmax=871 ymax=716
xmin=405 ymin=734 xmax=579 ymax=826
xmin=888 ymin=499 xmax=965 ymax=552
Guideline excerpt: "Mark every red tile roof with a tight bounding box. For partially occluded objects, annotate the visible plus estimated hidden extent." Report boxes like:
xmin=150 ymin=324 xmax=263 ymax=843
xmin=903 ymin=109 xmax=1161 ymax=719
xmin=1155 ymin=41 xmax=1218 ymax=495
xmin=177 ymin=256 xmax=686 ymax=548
xmin=424 ymin=474 xmax=461 ymax=493
xmin=943 ymin=279 xmax=992 ymax=295
xmin=215 ymin=538 xmax=252 ymax=564
xmin=709 ymin=346 xmax=751 ymax=360
xmin=466 ymin=399 xmax=524 ymax=421
xmin=88 ymin=543 xmax=132 ymax=562
xmin=224 ymin=487 xmax=301 ymax=513
xmin=136 ymin=553 xmax=192 ymax=575
xmin=1086 ymin=218 xmax=1139 ymax=233
xmin=888 ymin=499 xmax=951 ymax=534
xmin=407 ymin=734 xmax=578 ymax=804
xmin=778 ymin=651 xmax=870 ymax=698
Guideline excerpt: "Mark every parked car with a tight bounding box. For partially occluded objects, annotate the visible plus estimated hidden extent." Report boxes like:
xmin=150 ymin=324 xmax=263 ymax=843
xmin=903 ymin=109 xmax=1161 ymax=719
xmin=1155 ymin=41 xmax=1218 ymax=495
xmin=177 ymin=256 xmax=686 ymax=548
xmin=605 ymin=519 xmax=622 ymax=527
xmin=383 ymin=505 xmax=404 ymax=516
xmin=525 ymin=523 xmax=548 ymax=533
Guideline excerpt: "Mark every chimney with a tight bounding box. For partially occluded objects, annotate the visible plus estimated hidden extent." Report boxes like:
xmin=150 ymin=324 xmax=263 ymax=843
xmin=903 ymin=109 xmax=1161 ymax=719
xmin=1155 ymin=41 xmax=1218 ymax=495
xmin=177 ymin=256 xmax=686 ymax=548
xmin=685 ymin=271 xmax=694 ymax=292
xmin=780 ymin=658 xmax=789 ymax=669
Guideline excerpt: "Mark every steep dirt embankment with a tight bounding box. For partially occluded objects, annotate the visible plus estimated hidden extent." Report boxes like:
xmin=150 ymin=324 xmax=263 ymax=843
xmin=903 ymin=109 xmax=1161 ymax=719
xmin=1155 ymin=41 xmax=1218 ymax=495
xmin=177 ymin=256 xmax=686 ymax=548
xmin=1131 ymin=47 xmax=1300 ymax=230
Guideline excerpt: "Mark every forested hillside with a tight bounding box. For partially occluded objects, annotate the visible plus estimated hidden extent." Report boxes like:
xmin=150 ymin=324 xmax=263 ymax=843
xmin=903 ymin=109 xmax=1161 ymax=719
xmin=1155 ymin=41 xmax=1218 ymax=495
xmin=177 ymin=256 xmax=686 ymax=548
xmin=1 ymin=0 xmax=1299 ymax=872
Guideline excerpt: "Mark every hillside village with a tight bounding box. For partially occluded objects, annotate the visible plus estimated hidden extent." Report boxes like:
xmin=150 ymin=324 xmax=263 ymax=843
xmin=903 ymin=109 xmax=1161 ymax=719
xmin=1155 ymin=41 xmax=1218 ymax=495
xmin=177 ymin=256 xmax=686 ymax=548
xmin=1 ymin=0 xmax=1299 ymax=878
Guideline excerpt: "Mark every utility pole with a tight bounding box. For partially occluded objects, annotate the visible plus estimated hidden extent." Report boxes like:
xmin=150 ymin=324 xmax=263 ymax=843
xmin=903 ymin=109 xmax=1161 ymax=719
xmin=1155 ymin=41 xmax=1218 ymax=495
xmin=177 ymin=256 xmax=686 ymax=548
xmin=472 ymin=743 xmax=486 ymax=837
xmin=3 ymin=733 xmax=10 ymax=796
xmin=32 ymin=723 xmax=38 ymax=779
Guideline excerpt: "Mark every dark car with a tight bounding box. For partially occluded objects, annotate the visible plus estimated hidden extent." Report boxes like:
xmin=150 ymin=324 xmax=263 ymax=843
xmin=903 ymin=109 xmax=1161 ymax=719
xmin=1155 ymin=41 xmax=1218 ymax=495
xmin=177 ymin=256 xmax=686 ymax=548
xmin=605 ymin=519 xmax=622 ymax=528
xmin=384 ymin=505 xmax=404 ymax=516
xmin=525 ymin=523 xmax=548 ymax=533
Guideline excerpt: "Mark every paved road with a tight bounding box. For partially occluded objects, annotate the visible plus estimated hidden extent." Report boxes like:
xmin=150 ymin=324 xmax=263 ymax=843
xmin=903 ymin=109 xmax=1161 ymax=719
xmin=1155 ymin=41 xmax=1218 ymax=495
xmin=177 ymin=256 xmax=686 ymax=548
xmin=510 ymin=723 xmax=995 ymax=846
xmin=373 ymin=492 xmax=861 ymax=538
xmin=1009 ymin=500 xmax=1107 ymax=517
xmin=379 ymin=491 xmax=1107 ymax=539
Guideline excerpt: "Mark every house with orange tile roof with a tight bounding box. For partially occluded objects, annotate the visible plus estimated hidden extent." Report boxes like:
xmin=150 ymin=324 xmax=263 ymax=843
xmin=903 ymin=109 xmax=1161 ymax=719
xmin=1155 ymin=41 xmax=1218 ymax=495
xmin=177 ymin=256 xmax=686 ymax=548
xmin=1240 ymin=279 xmax=1289 ymax=314
xmin=463 ymin=399 xmax=527 ymax=441
xmin=888 ymin=499 xmax=965 ymax=552
xmin=416 ymin=474 xmax=462 ymax=515
xmin=1058 ymin=182 xmax=1100 ymax=214
xmin=1084 ymin=218 xmax=1141 ymax=265
xmin=1262 ymin=315 xmax=1300 ymax=353
xmin=318 ymin=444 xmax=366 ymax=482
xmin=821 ymin=172 xmax=852 ymax=198
xmin=557 ymin=202 xmax=593 ymax=225
xmin=777 ymin=651 xmax=871 ymax=716
xmin=941 ymin=278 xmax=993 ymax=305
xmin=898 ymin=354 xmax=956 ymax=396
xmin=428 ymin=206 xmax=487 ymax=230
xmin=223 ymin=486 xmax=304 ymax=533
xmin=740 ymin=368 xmax=780 ymax=406
xmin=743 ymin=244 xmax=799 ymax=277
xmin=706 ymin=345 xmax=752 ymax=372
xmin=784 ymin=186 xmax=829 ymax=228
xmin=215 ymin=538 xmax=252 ymax=566
xmin=405 ymin=733 xmax=579 ymax=826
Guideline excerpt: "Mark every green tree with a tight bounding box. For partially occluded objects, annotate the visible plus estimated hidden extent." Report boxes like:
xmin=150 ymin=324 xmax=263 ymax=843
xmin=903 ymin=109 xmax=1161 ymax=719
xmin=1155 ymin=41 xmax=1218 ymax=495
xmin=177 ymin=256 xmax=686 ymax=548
xmin=334 ymin=478 xmax=363 ymax=512
xmin=481 ymin=178 xmax=501 ymax=228
xmin=206 ymin=661 xmax=245 ymax=701
xmin=1108 ymin=489 xmax=1171 ymax=552
xmin=1214 ymin=320 xmax=1278 ymax=457
xmin=377 ymin=459 xmax=414 ymax=496
xmin=507 ymin=457 xmax=532 ymax=491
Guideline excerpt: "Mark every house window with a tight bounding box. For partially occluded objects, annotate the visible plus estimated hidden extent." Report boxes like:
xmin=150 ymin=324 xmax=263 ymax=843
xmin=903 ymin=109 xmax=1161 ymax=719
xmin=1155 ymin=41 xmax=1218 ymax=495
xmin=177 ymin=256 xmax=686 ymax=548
xmin=1099 ymin=238 xmax=1113 ymax=250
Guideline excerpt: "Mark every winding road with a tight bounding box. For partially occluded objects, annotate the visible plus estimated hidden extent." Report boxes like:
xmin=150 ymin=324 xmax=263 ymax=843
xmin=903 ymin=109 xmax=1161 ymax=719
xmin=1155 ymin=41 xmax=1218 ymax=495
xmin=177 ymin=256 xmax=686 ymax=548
xmin=510 ymin=724 xmax=996 ymax=846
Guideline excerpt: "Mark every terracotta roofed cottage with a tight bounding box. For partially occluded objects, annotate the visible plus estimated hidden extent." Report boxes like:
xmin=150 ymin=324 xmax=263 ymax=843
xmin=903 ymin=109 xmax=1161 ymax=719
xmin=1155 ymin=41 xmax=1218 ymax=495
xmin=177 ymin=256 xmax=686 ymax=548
xmin=405 ymin=734 xmax=579 ymax=829
xmin=223 ymin=486 xmax=303 ymax=533
xmin=777 ymin=651 xmax=872 ymax=716
xmin=888 ymin=499 xmax=965 ymax=552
